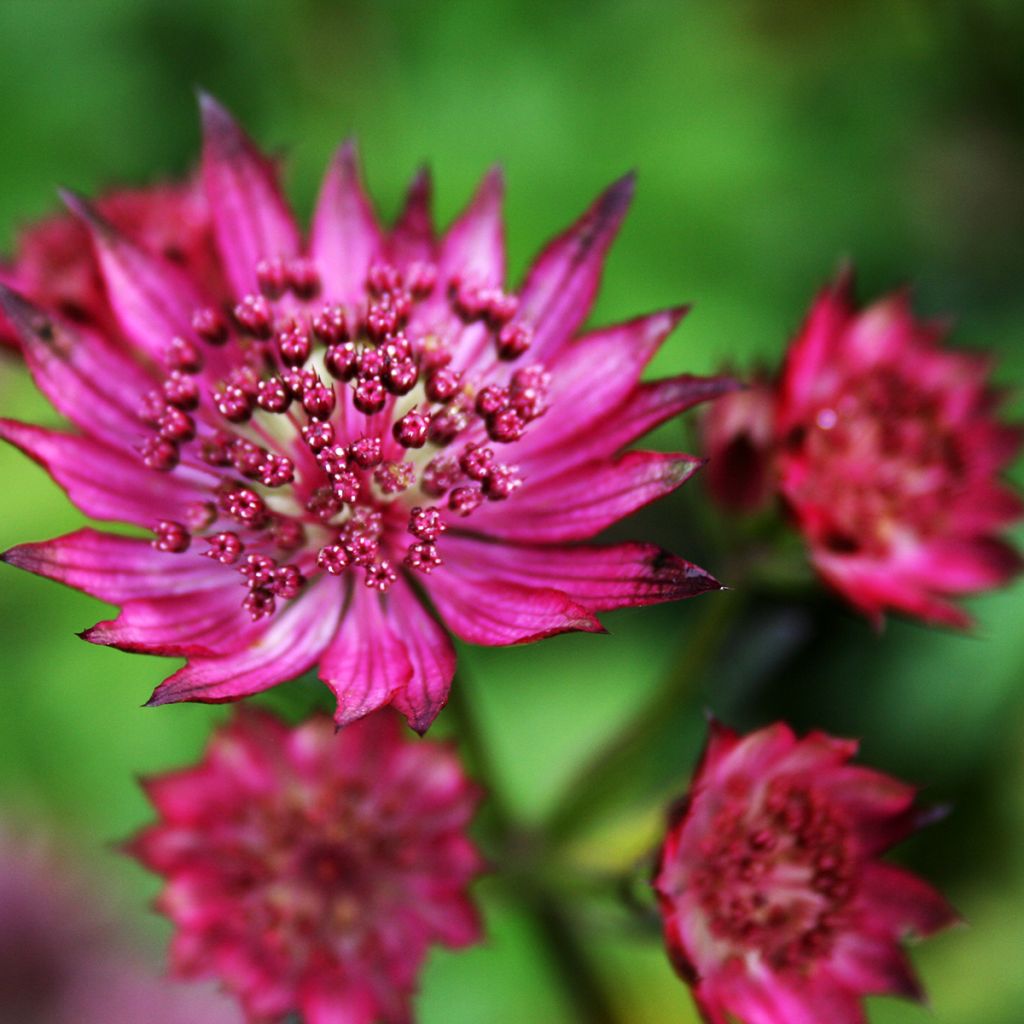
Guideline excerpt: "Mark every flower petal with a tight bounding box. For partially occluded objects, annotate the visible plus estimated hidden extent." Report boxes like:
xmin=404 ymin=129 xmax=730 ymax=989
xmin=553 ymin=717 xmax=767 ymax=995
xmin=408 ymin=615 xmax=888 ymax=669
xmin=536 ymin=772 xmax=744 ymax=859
xmin=0 ymin=284 xmax=152 ymax=446
xmin=310 ymin=140 xmax=384 ymax=304
xmin=438 ymin=535 xmax=720 ymax=612
xmin=319 ymin=584 xmax=414 ymax=728
xmin=468 ymin=450 xmax=703 ymax=542
xmin=1 ymin=528 xmax=225 ymax=601
xmin=0 ymin=419 xmax=208 ymax=524
xmin=856 ymin=863 xmax=960 ymax=939
xmin=422 ymin=570 xmax=601 ymax=646
xmin=384 ymin=578 xmax=456 ymax=734
xmin=198 ymin=93 xmax=300 ymax=297
xmin=388 ymin=167 xmax=436 ymax=268
xmin=146 ymin=578 xmax=344 ymax=705
xmin=515 ymin=174 xmax=634 ymax=364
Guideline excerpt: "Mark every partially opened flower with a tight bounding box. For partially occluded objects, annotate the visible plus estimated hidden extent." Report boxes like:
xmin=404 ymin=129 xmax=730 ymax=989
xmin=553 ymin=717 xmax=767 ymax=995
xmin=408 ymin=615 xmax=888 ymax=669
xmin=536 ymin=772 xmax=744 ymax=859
xmin=654 ymin=721 xmax=957 ymax=1024
xmin=0 ymin=178 xmax=221 ymax=350
xmin=129 ymin=708 xmax=483 ymax=1024
xmin=0 ymin=95 xmax=730 ymax=730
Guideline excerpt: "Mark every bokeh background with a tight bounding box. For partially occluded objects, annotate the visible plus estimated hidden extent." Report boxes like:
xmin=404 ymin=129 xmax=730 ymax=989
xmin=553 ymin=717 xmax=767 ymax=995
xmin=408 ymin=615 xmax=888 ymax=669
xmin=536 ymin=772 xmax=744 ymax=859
xmin=1 ymin=1 xmax=1023 ymax=1021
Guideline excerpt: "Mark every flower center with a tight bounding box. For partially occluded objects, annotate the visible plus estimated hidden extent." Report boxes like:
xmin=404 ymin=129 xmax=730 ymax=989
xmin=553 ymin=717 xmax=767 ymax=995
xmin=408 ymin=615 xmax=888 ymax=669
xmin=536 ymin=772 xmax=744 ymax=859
xmin=692 ymin=778 xmax=856 ymax=972
xmin=786 ymin=369 xmax=962 ymax=556
xmin=137 ymin=255 xmax=549 ymax=618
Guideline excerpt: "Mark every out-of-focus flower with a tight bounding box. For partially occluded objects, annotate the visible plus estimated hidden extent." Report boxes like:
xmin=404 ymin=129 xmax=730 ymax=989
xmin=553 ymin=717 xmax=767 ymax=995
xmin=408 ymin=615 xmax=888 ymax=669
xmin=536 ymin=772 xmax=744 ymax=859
xmin=653 ymin=720 xmax=957 ymax=1024
xmin=130 ymin=708 xmax=483 ymax=1024
xmin=776 ymin=272 xmax=1022 ymax=626
xmin=0 ymin=825 xmax=239 ymax=1024
xmin=0 ymin=95 xmax=731 ymax=730
xmin=700 ymin=375 xmax=776 ymax=514
xmin=0 ymin=179 xmax=222 ymax=350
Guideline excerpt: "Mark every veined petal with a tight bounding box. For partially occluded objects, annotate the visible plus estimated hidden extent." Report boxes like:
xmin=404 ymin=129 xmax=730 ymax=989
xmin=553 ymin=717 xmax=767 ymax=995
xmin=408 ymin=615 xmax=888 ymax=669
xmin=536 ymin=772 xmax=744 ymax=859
xmin=1 ymin=528 xmax=226 ymax=601
xmin=468 ymin=450 xmax=703 ymax=543
xmin=62 ymin=192 xmax=210 ymax=365
xmin=319 ymin=584 xmax=414 ymax=728
xmin=146 ymin=577 xmax=344 ymax=705
xmin=310 ymin=140 xmax=384 ymax=304
xmin=438 ymin=536 xmax=720 ymax=612
xmin=388 ymin=167 xmax=436 ymax=268
xmin=0 ymin=284 xmax=153 ymax=446
xmin=199 ymin=93 xmax=300 ymax=297
xmin=384 ymin=578 xmax=456 ymax=734
xmin=515 ymin=174 xmax=634 ymax=364
xmin=422 ymin=571 xmax=601 ymax=646
xmin=0 ymin=419 xmax=208 ymax=524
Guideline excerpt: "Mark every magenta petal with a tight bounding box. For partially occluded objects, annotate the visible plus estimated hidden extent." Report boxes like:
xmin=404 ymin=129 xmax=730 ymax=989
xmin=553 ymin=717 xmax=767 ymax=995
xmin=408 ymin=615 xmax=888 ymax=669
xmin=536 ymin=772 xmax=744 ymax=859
xmin=0 ymin=285 xmax=153 ymax=446
xmin=384 ymin=578 xmax=456 ymax=734
xmin=300 ymin=977 xmax=382 ymax=1024
xmin=84 ymin=585 xmax=249 ymax=657
xmin=827 ymin=932 xmax=924 ymax=1001
xmin=1 ymin=528 xmax=225 ymax=601
xmin=439 ymin=535 xmax=720 ymax=612
xmin=198 ymin=93 xmax=301 ymax=297
xmin=0 ymin=419 xmax=208 ymax=523
xmin=319 ymin=585 xmax=414 ymax=728
xmin=856 ymin=863 xmax=960 ymax=939
xmin=469 ymin=450 xmax=703 ymax=543
xmin=422 ymin=571 xmax=602 ymax=646
xmin=62 ymin=192 xmax=209 ymax=364
xmin=513 ymin=308 xmax=688 ymax=459
xmin=516 ymin=174 xmax=634 ymax=364
xmin=146 ymin=578 xmax=344 ymax=705
xmin=310 ymin=140 xmax=384 ymax=304
xmin=388 ymin=167 xmax=436 ymax=268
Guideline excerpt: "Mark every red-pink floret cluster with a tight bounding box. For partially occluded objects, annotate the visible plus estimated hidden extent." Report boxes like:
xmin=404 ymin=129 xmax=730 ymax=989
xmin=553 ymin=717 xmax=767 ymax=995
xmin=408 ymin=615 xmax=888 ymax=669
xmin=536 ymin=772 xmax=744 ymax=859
xmin=130 ymin=709 xmax=483 ymax=1024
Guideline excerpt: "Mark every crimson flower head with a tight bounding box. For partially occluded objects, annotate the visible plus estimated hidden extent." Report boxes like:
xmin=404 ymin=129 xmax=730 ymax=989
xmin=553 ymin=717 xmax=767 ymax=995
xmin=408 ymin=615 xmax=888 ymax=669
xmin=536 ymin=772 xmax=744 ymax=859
xmin=129 ymin=709 xmax=483 ymax=1024
xmin=654 ymin=720 xmax=957 ymax=1024
xmin=0 ymin=95 xmax=729 ymax=731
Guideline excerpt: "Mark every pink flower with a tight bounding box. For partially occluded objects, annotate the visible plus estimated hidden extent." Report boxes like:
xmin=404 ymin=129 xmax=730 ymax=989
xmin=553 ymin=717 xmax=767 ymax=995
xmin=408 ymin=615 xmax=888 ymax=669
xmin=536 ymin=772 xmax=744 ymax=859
xmin=700 ymin=375 xmax=776 ymax=514
xmin=0 ymin=178 xmax=221 ymax=350
xmin=653 ymin=720 xmax=958 ymax=1024
xmin=129 ymin=708 xmax=483 ymax=1024
xmin=0 ymin=96 xmax=730 ymax=730
xmin=0 ymin=825 xmax=239 ymax=1024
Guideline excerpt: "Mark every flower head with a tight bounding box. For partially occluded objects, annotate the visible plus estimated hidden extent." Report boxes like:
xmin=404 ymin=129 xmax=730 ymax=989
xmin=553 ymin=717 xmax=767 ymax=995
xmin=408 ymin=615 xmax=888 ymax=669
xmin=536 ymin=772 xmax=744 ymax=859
xmin=654 ymin=720 xmax=957 ymax=1024
xmin=129 ymin=708 xmax=483 ymax=1024
xmin=0 ymin=95 xmax=729 ymax=730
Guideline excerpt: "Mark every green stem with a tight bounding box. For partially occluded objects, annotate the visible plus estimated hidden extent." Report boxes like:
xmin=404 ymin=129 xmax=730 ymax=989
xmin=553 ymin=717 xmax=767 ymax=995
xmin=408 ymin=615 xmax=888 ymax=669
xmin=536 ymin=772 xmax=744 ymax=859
xmin=543 ymin=589 xmax=745 ymax=845
xmin=446 ymin=665 xmax=623 ymax=1024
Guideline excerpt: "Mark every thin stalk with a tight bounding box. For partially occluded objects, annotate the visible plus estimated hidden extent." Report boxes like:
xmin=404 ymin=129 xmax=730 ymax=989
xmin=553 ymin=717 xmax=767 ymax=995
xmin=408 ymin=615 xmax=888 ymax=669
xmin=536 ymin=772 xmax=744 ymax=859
xmin=446 ymin=665 xmax=623 ymax=1024
xmin=543 ymin=589 xmax=744 ymax=845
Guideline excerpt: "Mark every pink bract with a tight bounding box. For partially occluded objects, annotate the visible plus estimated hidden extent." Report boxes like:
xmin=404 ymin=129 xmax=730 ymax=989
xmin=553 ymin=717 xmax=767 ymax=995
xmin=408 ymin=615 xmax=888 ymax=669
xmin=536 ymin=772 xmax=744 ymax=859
xmin=654 ymin=720 xmax=958 ymax=1024
xmin=129 ymin=708 xmax=483 ymax=1024
xmin=0 ymin=96 xmax=731 ymax=731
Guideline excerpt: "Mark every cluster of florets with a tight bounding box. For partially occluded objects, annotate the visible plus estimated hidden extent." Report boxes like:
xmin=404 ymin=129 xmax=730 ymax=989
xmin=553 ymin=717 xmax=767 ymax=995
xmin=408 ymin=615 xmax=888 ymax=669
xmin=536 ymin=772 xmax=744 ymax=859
xmin=132 ymin=249 xmax=545 ymax=619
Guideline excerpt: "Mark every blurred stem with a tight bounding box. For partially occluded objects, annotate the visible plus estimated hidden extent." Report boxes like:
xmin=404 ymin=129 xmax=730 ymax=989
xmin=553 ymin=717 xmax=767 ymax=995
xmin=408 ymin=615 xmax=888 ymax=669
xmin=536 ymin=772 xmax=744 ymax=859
xmin=446 ymin=668 xmax=623 ymax=1024
xmin=543 ymin=589 xmax=744 ymax=846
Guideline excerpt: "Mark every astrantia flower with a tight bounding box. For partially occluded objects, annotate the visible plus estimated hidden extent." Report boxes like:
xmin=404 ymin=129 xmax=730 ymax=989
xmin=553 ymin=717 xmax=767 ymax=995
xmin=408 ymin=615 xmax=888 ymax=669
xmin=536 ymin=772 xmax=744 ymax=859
xmin=653 ymin=721 xmax=957 ymax=1024
xmin=773 ymin=271 xmax=1019 ymax=626
xmin=0 ymin=178 xmax=221 ymax=350
xmin=0 ymin=96 xmax=730 ymax=730
xmin=129 ymin=708 xmax=483 ymax=1024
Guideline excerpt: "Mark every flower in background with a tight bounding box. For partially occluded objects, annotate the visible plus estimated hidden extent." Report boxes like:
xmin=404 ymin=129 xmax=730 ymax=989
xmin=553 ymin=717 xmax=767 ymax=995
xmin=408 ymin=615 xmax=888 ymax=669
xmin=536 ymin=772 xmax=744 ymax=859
xmin=654 ymin=720 xmax=957 ymax=1024
xmin=0 ymin=824 xmax=239 ymax=1024
xmin=0 ymin=179 xmax=222 ymax=350
xmin=130 ymin=708 xmax=483 ymax=1024
xmin=0 ymin=95 xmax=731 ymax=731
xmin=699 ymin=271 xmax=1021 ymax=625
xmin=700 ymin=374 xmax=776 ymax=515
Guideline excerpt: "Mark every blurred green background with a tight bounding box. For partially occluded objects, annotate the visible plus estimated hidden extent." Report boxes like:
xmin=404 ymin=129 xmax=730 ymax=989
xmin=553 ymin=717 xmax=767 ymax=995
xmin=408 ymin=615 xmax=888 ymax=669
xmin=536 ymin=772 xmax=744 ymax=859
xmin=1 ymin=1 xmax=1022 ymax=1021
